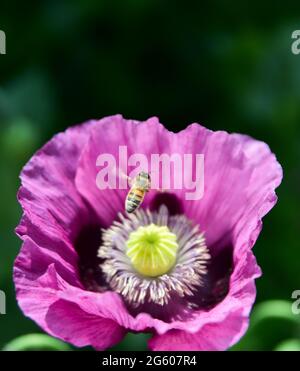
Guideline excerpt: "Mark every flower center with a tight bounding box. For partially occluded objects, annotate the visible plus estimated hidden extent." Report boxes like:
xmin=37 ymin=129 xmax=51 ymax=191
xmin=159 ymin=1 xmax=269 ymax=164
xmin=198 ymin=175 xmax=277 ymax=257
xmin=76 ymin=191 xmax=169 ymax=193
xmin=126 ymin=224 xmax=178 ymax=277
xmin=98 ymin=205 xmax=210 ymax=315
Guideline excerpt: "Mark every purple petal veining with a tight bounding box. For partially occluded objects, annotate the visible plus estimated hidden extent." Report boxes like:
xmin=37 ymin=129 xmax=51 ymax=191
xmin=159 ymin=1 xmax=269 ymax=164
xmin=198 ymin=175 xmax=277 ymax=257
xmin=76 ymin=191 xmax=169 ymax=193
xmin=14 ymin=115 xmax=282 ymax=351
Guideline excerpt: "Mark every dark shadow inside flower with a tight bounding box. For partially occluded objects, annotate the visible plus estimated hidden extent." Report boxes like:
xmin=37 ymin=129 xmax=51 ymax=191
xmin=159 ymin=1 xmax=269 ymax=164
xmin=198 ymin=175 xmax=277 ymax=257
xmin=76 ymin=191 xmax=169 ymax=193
xmin=150 ymin=192 xmax=183 ymax=215
xmin=190 ymin=244 xmax=233 ymax=309
xmin=75 ymin=223 xmax=109 ymax=293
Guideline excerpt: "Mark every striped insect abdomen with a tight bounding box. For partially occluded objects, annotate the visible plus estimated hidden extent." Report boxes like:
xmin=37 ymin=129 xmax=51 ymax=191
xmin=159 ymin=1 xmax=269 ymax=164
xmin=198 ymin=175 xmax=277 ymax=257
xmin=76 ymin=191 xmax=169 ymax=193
xmin=125 ymin=187 xmax=145 ymax=213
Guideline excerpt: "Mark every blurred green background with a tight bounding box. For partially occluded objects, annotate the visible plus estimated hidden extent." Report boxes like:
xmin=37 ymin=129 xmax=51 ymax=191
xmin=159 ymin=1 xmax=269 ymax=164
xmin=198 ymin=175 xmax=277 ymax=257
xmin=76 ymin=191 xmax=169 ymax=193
xmin=0 ymin=0 xmax=300 ymax=351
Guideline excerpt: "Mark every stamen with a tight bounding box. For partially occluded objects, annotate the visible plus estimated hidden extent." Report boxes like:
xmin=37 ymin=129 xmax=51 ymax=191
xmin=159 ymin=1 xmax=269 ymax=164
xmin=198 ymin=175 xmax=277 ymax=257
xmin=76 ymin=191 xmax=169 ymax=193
xmin=98 ymin=205 xmax=210 ymax=308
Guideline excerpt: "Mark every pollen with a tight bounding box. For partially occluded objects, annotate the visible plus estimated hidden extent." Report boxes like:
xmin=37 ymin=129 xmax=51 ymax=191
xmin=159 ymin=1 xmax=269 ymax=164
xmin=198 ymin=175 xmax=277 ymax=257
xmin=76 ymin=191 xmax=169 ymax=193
xmin=126 ymin=224 xmax=178 ymax=277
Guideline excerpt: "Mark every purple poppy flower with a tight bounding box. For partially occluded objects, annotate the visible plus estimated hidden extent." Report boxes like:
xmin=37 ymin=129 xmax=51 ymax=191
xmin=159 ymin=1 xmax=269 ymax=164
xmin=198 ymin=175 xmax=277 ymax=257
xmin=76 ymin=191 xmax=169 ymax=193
xmin=14 ymin=115 xmax=282 ymax=350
